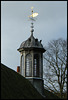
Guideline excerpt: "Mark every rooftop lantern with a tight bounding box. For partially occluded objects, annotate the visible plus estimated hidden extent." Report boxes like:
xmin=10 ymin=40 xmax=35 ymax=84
xmin=17 ymin=7 xmax=46 ymax=96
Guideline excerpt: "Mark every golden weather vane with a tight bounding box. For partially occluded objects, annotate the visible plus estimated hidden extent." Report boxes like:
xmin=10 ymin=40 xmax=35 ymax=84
xmin=28 ymin=7 xmax=38 ymax=35
xmin=28 ymin=6 xmax=38 ymax=20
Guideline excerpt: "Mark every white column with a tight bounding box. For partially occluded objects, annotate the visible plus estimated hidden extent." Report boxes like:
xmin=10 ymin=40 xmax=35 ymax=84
xmin=20 ymin=53 xmax=22 ymax=75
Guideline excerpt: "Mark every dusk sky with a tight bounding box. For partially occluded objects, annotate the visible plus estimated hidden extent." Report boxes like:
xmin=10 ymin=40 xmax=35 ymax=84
xmin=1 ymin=1 xmax=67 ymax=71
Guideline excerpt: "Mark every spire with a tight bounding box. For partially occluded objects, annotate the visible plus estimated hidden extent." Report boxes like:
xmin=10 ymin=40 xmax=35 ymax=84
xmin=28 ymin=7 xmax=38 ymax=36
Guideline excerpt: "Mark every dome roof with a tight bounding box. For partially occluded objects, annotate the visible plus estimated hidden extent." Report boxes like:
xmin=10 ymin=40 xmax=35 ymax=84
xmin=17 ymin=33 xmax=45 ymax=52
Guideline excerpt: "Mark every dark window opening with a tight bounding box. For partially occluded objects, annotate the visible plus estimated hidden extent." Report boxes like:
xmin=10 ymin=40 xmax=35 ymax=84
xmin=29 ymin=38 xmax=31 ymax=42
xmin=34 ymin=54 xmax=39 ymax=77
xmin=28 ymin=38 xmax=31 ymax=46
xmin=35 ymin=39 xmax=38 ymax=46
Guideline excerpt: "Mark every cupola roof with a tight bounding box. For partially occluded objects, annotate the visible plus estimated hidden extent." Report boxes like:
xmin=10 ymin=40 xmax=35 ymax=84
xmin=17 ymin=33 xmax=46 ymax=52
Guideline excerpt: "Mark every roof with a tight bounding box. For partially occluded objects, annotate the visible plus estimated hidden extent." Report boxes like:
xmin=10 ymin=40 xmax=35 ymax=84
xmin=1 ymin=63 xmax=60 ymax=99
xmin=17 ymin=33 xmax=46 ymax=52
xmin=1 ymin=63 xmax=44 ymax=99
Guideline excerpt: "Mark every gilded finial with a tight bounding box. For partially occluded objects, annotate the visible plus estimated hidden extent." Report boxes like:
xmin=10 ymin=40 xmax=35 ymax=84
xmin=28 ymin=7 xmax=38 ymax=35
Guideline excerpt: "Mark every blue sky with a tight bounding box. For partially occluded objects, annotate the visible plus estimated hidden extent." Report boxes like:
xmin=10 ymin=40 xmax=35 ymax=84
xmin=1 ymin=1 xmax=67 ymax=71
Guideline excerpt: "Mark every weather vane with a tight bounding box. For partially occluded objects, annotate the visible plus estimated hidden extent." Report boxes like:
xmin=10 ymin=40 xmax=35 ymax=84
xmin=28 ymin=7 xmax=38 ymax=35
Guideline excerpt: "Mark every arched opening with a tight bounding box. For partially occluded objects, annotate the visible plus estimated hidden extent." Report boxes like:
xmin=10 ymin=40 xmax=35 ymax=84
xmin=25 ymin=54 xmax=32 ymax=77
xmin=34 ymin=54 xmax=39 ymax=77
xmin=21 ymin=55 xmax=24 ymax=76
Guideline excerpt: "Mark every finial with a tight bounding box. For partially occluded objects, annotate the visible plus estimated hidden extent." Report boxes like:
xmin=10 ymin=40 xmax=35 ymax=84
xmin=31 ymin=6 xmax=34 ymax=10
xmin=31 ymin=32 xmax=33 ymax=37
xmin=28 ymin=7 xmax=38 ymax=35
xmin=31 ymin=6 xmax=34 ymax=14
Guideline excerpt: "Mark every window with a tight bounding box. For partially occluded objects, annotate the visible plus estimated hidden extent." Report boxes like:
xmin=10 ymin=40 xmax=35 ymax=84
xmin=34 ymin=54 xmax=39 ymax=77
xmin=21 ymin=55 xmax=24 ymax=76
xmin=25 ymin=54 xmax=32 ymax=76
